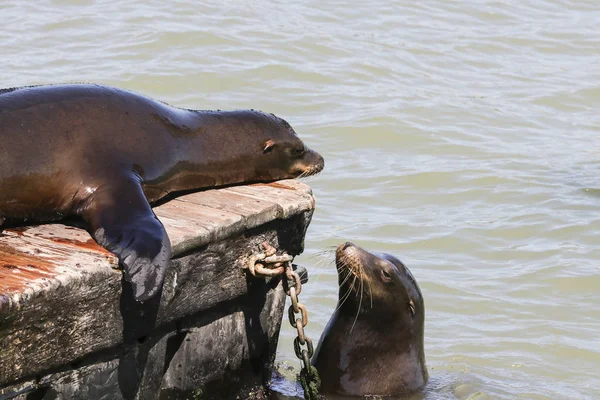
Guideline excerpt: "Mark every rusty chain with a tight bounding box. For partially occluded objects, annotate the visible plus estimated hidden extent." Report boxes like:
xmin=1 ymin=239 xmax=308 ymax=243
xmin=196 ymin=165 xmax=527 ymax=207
xmin=245 ymin=242 xmax=321 ymax=400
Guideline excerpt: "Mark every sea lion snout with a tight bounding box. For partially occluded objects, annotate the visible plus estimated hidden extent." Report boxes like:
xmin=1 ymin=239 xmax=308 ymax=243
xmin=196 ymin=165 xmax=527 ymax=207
xmin=254 ymin=114 xmax=325 ymax=181
xmin=335 ymin=242 xmax=384 ymax=274
xmin=340 ymin=241 xmax=354 ymax=251
xmin=336 ymin=241 xmax=358 ymax=256
xmin=290 ymin=147 xmax=324 ymax=178
xmin=335 ymin=241 xmax=362 ymax=276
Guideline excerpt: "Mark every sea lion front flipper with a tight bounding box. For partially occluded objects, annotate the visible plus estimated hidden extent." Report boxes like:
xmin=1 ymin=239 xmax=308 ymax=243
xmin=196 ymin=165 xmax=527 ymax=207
xmin=82 ymin=178 xmax=171 ymax=302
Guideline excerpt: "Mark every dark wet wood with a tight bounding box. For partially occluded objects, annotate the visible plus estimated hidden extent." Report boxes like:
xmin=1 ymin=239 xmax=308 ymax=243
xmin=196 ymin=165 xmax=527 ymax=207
xmin=0 ymin=179 xmax=315 ymax=398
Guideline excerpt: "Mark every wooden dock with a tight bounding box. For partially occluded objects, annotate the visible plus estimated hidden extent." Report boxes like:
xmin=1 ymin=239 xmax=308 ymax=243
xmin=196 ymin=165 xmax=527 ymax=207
xmin=0 ymin=180 xmax=316 ymax=400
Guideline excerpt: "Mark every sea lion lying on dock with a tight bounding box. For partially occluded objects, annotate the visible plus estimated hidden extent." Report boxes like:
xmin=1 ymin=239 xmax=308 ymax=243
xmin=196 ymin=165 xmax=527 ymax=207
xmin=0 ymin=84 xmax=324 ymax=301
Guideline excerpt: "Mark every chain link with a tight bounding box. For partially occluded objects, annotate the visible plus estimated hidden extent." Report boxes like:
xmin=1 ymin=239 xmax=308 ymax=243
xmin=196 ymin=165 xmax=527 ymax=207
xmin=244 ymin=242 xmax=321 ymax=400
xmin=245 ymin=242 xmax=291 ymax=277
xmin=284 ymin=262 xmax=320 ymax=400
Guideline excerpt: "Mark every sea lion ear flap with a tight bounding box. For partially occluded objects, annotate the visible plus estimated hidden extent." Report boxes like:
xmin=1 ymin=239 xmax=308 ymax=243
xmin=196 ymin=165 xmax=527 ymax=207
xmin=263 ymin=139 xmax=275 ymax=154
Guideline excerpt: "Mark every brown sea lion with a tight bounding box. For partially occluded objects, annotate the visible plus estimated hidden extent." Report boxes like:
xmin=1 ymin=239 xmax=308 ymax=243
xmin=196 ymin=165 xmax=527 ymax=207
xmin=0 ymin=84 xmax=324 ymax=301
xmin=312 ymin=242 xmax=428 ymax=397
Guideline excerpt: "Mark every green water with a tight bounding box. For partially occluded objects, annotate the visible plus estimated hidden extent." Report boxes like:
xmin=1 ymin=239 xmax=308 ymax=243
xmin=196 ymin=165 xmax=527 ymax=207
xmin=2 ymin=1 xmax=599 ymax=398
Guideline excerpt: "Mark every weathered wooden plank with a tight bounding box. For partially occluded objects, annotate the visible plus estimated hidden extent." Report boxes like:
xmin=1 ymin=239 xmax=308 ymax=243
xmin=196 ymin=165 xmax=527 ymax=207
xmin=0 ymin=225 xmax=118 ymax=299
xmin=147 ymin=213 xmax=213 ymax=257
xmin=0 ymin=180 xmax=315 ymax=392
xmin=154 ymin=201 xmax=244 ymax=255
xmin=178 ymin=190 xmax=281 ymax=231
xmin=226 ymin=182 xmax=315 ymax=220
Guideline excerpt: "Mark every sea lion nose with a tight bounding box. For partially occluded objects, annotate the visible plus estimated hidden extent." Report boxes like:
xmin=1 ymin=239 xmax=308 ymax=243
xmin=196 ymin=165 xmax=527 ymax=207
xmin=342 ymin=242 xmax=354 ymax=251
xmin=314 ymin=151 xmax=325 ymax=172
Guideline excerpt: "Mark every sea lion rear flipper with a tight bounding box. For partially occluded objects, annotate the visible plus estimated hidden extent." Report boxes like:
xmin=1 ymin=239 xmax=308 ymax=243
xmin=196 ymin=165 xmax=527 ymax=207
xmin=82 ymin=178 xmax=171 ymax=302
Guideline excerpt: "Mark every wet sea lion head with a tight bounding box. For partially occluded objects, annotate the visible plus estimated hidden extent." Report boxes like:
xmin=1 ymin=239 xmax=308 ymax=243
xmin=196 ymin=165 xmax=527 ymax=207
xmin=199 ymin=110 xmax=324 ymax=184
xmin=248 ymin=110 xmax=324 ymax=181
xmin=335 ymin=242 xmax=425 ymax=329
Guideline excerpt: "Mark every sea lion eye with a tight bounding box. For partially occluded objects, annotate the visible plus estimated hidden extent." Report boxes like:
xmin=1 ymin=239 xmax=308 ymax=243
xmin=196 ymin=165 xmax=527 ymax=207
xmin=381 ymin=269 xmax=392 ymax=282
xmin=408 ymin=300 xmax=415 ymax=316
xmin=263 ymin=140 xmax=275 ymax=154
xmin=293 ymin=146 xmax=305 ymax=155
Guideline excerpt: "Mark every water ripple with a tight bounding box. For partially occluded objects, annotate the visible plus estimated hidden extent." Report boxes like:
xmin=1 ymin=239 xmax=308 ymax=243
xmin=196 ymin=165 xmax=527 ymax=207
xmin=2 ymin=0 xmax=600 ymax=398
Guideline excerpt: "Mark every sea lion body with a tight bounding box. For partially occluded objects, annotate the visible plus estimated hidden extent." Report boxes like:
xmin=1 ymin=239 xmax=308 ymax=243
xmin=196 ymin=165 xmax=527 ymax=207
xmin=313 ymin=242 xmax=428 ymax=397
xmin=0 ymin=84 xmax=324 ymax=300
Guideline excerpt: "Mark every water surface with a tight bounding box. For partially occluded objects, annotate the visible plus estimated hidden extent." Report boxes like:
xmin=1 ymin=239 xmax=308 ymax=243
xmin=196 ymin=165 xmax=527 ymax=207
xmin=1 ymin=1 xmax=599 ymax=398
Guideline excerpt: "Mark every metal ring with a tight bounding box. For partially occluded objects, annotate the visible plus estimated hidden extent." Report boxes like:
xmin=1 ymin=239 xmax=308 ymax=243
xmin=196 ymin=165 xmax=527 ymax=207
xmin=285 ymin=262 xmax=295 ymax=280
xmin=261 ymin=241 xmax=277 ymax=256
xmin=293 ymin=336 xmax=303 ymax=359
xmin=287 ymin=302 xmax=307 ymax=328
xmin=254 ymin=263 xmax=285 ymax=277
xmin=290 ymin=287 xmax=299 ymax=312
xmin=246 ymin=253 xmax=266 ymax=276
xmin=305 ymin=336 xmax=314 ymax=359
xmin=297 ymin=303 xmax=308 ymax=327
xmin=301 ymin=349 xmax=311 ymax=370
xmin=288 ymin=305 xmax=297 ymax=328
xmin=264 ymin=254 xmax=293 ymax=263
xmin=290 ymin=270 xmax=302 ymax=296
xmin=295 ymin=319 xmax=306 ymax=344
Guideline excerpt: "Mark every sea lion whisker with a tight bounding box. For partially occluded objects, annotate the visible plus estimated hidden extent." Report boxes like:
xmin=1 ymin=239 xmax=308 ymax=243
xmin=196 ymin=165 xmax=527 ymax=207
xmin=338 ymin=268 xmax=355 ymax=288
xmin=334 ymin=288 xmax=352 ymax=315
xmin=296 ymin=170 xmax=308 ymax=179
xmin=367 ymin=274 xmax=373 ymax=309
xmin=339 ymin=261 xmax=357 ymax=280
xmin=349 ymin=274 xmax=358 ymax=294
xmin=336 ymin=261 xmax=351 ymax=273
xmin=319 ymin=247 xmax=337 ymax=255
xmin=339 ymin=282 xmax=354 ymax=304
xmin=319 ymin=255 xmax=335 ymax=264
xmin=310 ymin=251 xmax=335 ymax=268
xmin=336 ymin=261 xmax=353 ymax=276
xmin=304 ymin=266 xmax=327 ymax=283
xmin=297 ymin=166 xmax=322 ymax=179
xmin=353 ymin=262 xmax=364 ymax=299
xmin=308 ymin=250 xmax=333 ymax=260
xmin=340 ymin=267 xmax=359 ymax=289
xmin=345 ymin=275 xmax=358 ymax=301
xmin=337 ymin=255 xmax=354 ymax=270
xmin=308 ymin=258 xmax=329 ymax=269
xmin=314 ymin=260 xmax=334 ymax=271
xmin=349 ymin=270 xmax=364 ymax=334
xmin=337 ymin=267 xmax=353 ymax=287
xmin=307 ymin=167 xmax=323 ymax=178
xmin=363 ymin=272 xmax=373 ymax=309
xmin=298 ymin=169 xmax=315 ymax=179
xmin=335 ymin=274 xmax=358 ymax=315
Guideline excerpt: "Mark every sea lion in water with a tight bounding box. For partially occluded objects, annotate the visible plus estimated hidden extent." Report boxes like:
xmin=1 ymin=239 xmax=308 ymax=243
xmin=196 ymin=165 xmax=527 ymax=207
xmin=0 ymin=84 xmax=324 ymax=301
xmin=312 ymin=242 xmax=427 ymax=397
